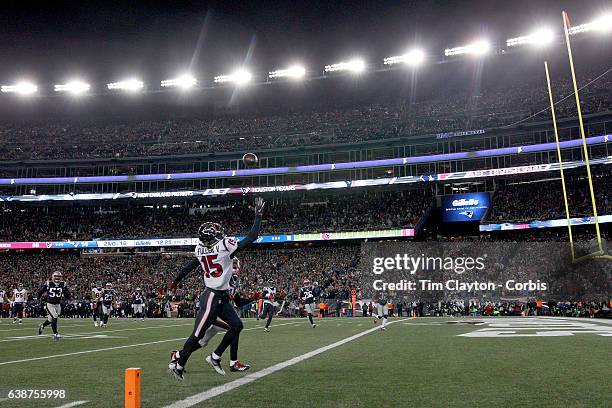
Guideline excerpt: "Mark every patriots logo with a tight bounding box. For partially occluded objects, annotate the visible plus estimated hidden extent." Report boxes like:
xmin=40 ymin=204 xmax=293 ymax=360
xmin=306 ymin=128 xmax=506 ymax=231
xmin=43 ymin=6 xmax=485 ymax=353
xmin=459 ymin=211 xmax=474 ymax=219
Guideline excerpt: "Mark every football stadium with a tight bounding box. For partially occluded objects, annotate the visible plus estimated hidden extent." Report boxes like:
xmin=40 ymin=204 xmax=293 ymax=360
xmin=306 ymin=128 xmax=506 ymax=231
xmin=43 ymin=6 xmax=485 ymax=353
xmin=0 ymin=1 xmax=611 ymax=407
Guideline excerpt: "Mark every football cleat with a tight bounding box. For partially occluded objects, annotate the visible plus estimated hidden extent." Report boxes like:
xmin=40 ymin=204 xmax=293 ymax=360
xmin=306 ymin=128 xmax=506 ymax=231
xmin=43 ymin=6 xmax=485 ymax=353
xmin=380 ymin=326 xmax=386 ymax=331
xmin=230 ymin=361 xmax=250 ymax=372
xmin=264 ymin=327 xmax=270 ymax=332
xmin=102 ymin=324 xmax=107 ymax=328
xmin=168 ymin=363 xmax=185 ymax=381
xmin=94 ymin=321 xmax=98 ymax=327
xmin=312 ymin=324 xmax=317 ymax=328
xmin=38 ymin=323 xmax=44 ymax=335
xmin=53 ymin=333 xmax=63 ymax=340
xmin=206 ymin=354 xmax=226 ymax=376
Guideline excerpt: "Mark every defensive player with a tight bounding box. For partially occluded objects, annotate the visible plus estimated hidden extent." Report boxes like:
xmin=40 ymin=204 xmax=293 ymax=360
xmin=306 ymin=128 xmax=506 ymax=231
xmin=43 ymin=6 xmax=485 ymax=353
xmin=92 ymin=283 xmax=103 ymax=327
xmin=261 ymin=280 xmax=277 ymax=332
xmin=0 ymin=288 xmax=5 ymax=322
xmin=101 ymin=282 xmax=115 ymax=328
xmin=37 ymin=271 xmax=71 ymax=340
xmin=373 ymin=292 xmax=389 ymax=331
xmin=168 ymin=197 xmax=264 ymax=380
xmin=131 ymin=288 xmax=145 ymax=321
xmin=12 ymin=283 xmax=27 ymax=324
xmin=299 ymin=279 xmax=317 ymax=328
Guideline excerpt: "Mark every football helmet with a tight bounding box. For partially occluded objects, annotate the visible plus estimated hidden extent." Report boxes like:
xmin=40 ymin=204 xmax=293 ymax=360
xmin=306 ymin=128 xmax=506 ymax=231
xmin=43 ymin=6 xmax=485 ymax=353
xmin=52 ymin=271 xmax=63 ymax=283
xmin=105 ymin=282 xmax=113 ymax=289
xmin=198 ymin=222 xmax=225 ymax=246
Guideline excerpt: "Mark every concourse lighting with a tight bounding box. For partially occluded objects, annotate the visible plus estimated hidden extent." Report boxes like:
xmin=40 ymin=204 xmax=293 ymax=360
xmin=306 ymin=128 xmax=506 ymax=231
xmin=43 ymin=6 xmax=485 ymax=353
xmin=324 ymin=59 xmax=366 ymax=73
xmin=383 ymin=49 xmax=425 ymax=66
xmin=161 ymin=74 xmax=197 ymax=89
xmin=569 ymin=13 xmax=612 ymax=35
xmin=1 ymin=81 xmax=38 ymax=95
xmin=268 ymin=65 xmax=306 ymax=79
xmin=445 ymin=40 xmax=490 ymax=56
xmin=107 ymin=79 xmax=144 ymax=91
xmin=507 ymin=28 xmax=555 ymax=47
xmin=54 ymin=80 xmax=91 ymax=94
xmin=214 ymin=70 xmax=252 ymax=85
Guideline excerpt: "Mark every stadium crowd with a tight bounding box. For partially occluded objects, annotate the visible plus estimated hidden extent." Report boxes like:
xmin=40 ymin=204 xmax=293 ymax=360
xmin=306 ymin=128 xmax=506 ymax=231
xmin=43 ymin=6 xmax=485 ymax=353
xmin=1 ymin=65 xmax=610 ymax=161
xmin=0 ymin=190 xmax=433 ymax=241
xmin=488 ymin=173 xmax=612 ymax=222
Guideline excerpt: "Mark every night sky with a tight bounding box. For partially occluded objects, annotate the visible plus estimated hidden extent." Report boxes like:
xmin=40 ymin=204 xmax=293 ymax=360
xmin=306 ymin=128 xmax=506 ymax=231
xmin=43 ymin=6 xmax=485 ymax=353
xmin=1 ymin=0 xmax=610 ymax=86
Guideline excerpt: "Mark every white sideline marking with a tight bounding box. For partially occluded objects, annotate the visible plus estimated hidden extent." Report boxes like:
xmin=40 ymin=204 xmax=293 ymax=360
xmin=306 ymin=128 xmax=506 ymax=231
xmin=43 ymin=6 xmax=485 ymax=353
xmin=54 ymin=400 xmax=89 ymax=408
xmin=0 ymin=323 xmax=193 ymax=342
xmin=163 ymin=319 xmax=407 ymax=408
xmin=0 ymin=322 xmax=296 ymax=366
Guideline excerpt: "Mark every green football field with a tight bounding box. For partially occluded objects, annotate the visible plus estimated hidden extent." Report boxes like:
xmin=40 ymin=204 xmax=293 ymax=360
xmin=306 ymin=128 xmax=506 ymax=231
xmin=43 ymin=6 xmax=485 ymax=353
xmin=0 ymin=316 xmax=610 ymax=408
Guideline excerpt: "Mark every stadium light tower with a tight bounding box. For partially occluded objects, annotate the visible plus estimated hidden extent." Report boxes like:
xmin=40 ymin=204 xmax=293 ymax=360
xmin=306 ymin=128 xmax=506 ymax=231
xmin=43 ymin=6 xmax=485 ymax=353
xmin=568 ymin=13 xmax=612 ymax=35
xmin=268 ymin=65 xmax=306 ymax=80
xmin=54 ymin=80 xmax=91 ymax=95
xmin=324 ymin=59 xmax=366 ymax=73
xmin=1 ymin=81 xmax=38 ymax=95
xmin=445 ymin=40 xmax=491 ymax=56
xmin=214 ymin=70 xmax=252 ymax=85
xmin=107 ymin=79 xmax=144 ymax=92
xmin=507 ymin=28 xmax=555 ymax=47
xmin=384 ymin=49 xmax=425 ymax=66
xmin=161 ymin=74 xmax=197 ymax=89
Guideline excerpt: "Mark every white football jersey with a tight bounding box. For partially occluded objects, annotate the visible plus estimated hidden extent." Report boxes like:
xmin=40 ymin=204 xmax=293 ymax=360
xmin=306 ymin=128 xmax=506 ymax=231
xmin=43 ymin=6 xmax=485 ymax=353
xmin=0 ymin=290 xmax=5 ymax=302
xmin=195 ymin=237 xmax=238 ymax=290
xmin=92 ymin=288 xmax=102 ymax=302
xmin=262 ymin=286 xmax=276 ymax=305
xmin=13 ymin=289 xmax=27 ymax=303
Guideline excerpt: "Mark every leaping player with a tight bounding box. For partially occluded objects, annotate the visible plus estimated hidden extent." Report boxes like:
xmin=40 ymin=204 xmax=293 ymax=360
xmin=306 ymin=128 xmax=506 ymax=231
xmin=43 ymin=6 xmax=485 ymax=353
xmin=299 ymin=279 xmax=317 ymax=328
xmin=168 ymin=197 xmax=265 ymax=381
xmin=172 ymin=257 xmax=255 ymax=372
xmin=11 ymin=283 xmax=27 ymax=324
xmin=37 ymin=271 xmax=71 ymax=340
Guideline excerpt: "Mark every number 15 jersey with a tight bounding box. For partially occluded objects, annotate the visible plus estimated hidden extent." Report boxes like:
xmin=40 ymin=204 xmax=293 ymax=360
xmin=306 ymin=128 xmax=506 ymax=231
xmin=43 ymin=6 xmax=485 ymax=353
xmin=195 ymin=237 xmax=238 ymax=291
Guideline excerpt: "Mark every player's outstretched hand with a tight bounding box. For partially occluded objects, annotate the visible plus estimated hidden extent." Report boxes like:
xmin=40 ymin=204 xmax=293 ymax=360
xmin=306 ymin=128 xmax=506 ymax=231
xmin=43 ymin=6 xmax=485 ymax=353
xmin=254 ymin=196 xmax=265 ymax=216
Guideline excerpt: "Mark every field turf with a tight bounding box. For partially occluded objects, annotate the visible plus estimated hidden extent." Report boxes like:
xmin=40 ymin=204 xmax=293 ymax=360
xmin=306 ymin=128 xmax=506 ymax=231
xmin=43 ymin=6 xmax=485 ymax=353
xmin=0 ymin=316 xmax=610 ymax=407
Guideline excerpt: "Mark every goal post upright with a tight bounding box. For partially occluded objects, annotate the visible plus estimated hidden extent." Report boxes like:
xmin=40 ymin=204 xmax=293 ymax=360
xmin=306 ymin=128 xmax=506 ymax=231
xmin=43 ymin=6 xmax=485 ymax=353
xmin=561 ymin=10 xmax=604 ymax=257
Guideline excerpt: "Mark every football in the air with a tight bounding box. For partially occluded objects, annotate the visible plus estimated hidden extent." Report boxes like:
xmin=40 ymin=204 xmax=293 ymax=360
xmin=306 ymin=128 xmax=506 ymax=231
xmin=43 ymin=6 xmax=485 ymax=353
xmin=242 ymin=152 xmax=258 ymax=166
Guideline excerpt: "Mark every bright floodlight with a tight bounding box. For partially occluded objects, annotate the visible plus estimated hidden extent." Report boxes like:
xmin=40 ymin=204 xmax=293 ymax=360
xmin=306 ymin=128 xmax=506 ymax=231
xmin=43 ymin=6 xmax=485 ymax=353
xmin=268 ymin=65 xmax=306 ymax=79
xmin=214 ymin=70 xmax=252 ymax=85
xmin=324 ymin=59 xmax=366 ymax=73
xmin=445 ymin=40 xmax=490 ymax=56
xmin=1 ymin=82 xmax=38 ymax=95
xmin=161 ymin=74 xmax=197 ymax=89
xmin=54 ymin=80 xmax=91 ymax=94
xmin=507 ymin=28 xmax=554 ymax=47
xmin=107 ymin=79 xmax=144 ymax=91
xmin=384 ymin=49 xmax=425 ymax=66
xmin=569 ymin=14 xmax=612 ymax=35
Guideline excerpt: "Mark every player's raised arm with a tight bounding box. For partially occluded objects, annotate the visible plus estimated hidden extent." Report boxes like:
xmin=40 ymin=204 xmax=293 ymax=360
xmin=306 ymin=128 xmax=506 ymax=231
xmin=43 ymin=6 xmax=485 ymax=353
xmin=233 ymin=197 xmax=265 ymax=255
xmin=171 ymin=258 xmax=200 ymax=288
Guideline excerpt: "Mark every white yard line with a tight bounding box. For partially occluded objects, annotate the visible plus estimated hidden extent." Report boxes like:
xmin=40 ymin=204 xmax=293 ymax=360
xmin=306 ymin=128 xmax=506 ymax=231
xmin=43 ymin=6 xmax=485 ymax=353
xmin=0 ymin=322 xmax=296 ymax=366
xmin=163 ymin=319 xmax=408 ymax=408
xmin=0 ymin=323 xmax=195 ymax=342
xmin=54 ymin=400 xmax=89 ymax=408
